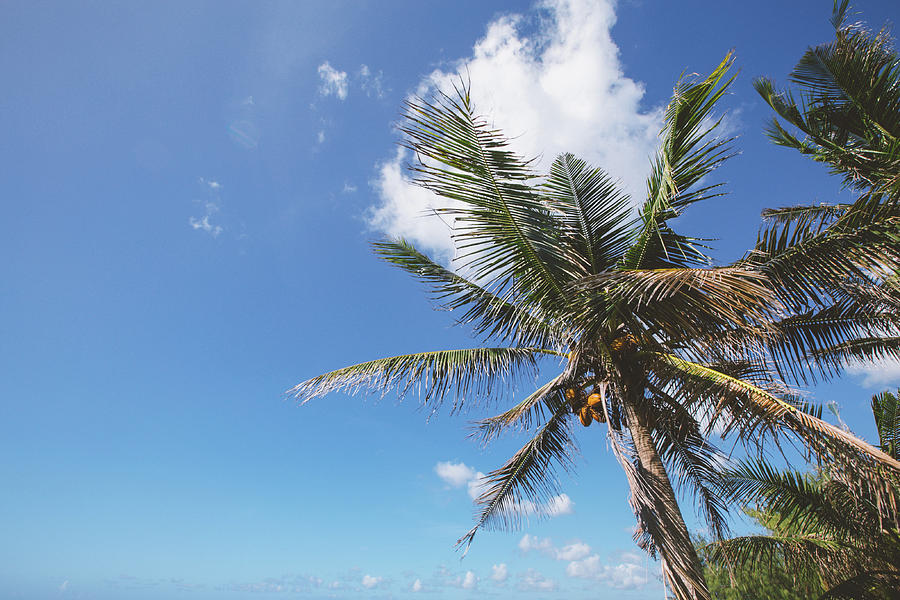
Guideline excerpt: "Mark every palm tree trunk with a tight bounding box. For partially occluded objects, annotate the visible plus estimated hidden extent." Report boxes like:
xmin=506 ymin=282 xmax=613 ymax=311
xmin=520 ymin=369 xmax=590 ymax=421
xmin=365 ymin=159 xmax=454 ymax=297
xmin=623 ymin=402 xmax=710 ymax=600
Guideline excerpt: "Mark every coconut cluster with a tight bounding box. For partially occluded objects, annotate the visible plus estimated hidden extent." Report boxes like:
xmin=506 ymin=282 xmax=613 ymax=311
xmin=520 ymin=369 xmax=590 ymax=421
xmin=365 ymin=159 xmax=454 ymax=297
xmin=566 ymin=387 xmax=607 ymax=427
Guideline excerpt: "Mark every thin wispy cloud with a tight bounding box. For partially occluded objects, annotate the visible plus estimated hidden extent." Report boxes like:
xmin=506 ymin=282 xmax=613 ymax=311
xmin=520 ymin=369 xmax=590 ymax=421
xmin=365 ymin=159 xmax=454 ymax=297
xmin=190 ymin=178 xmax=225 ymax=237
xmin=518 ymin=568 xmax=556 ymax=592
xmin=359 ymin=64 xmax=386 ymax=98
xmin=367 ymin=0 xmax=663 ymax=261
xmin=318 ymin=62 xmax=349 ymax=100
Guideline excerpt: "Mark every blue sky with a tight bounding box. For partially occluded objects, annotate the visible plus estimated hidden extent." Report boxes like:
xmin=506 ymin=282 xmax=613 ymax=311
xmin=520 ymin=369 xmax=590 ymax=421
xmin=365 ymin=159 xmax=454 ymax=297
xmin=2 ymin=0 xmax=899 ymax=598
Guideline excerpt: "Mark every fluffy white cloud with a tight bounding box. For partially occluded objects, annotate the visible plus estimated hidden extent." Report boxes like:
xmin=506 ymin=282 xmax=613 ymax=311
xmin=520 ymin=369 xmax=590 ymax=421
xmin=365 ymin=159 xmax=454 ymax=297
xmin=845 ymin=357 xmax=900 ymax=388
xmin=318 ymin=62 xmax=348 ymax=100
xmin=434 ymin=461 xmax=478 ymax=487
xmin=411 ymin=578 xmax=423 ymax=592
xmin=361 ymin=574 xmax=382 ymax=589
xmin=566 ymin=551 xmax=648 ymax=589
xmin=546 ymin=493 xmax=575 ymax=516
xmin=461 ymin=570 xmax=477 ymax=590
xmin=367 ymin=0 xmax=662 ymax=260
xmin=556 ymin=541 xmax=591 ymax=561
xmin=491 ymin=563 xmax=508 ymax=583
xmin=438 ymin=463 xmax=572 ymax=518
xmin=518 ymin=534 xmax=555 ymax=555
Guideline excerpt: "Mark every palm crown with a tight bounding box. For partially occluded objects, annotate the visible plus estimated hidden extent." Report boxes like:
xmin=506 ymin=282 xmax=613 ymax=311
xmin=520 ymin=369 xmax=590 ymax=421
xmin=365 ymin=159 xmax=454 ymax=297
xmin=290 ymin=52 xmax=900 ymax=599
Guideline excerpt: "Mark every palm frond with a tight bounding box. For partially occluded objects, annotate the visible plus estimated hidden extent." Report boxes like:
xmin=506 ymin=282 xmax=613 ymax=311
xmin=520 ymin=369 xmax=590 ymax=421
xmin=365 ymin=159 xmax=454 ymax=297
xmin=624 ymin=53 xmax=737 ymax=270
xmin=372 ymin=238 xmax=562 ymax=348
xmin=872 ymin=389 xmax=900 ymax=459
xmin=457 ymin=398 xmax=576 ymax=549
xmin=574 ymin=266 xmax=778 ymax=340
xmin=471 ymin=374 xmax=566 ymax=443
xmin=543 ymin=153 xmax=635 ymax=275
xmin=400 ymin=82 xmax=576 ymax=309
xmin=654 ymin=353 xmax=900 ymax=473
xmin=288 ymin=347 xmax=555 ymax=413
xmin=754 ymin=10 xmax=900 ymax=194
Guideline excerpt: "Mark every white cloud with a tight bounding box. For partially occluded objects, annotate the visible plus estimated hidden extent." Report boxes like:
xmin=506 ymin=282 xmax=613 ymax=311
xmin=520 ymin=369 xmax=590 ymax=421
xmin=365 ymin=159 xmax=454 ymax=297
xmin=199 ymin=177 xmax=222 ymax=190
xmin=361 ymin=574 xmax=382 ymax=589
xmin=59 ymin=580 xmax=69 ymax=592
xmin=556 ymin=541 xmax=591 ymax=561
xmin=411 ymin=578 xmax=423 ymax=592
xmin=369 ymin=148 xmax=458 ymax=261
xmin=318 ymin=61 xmax=348 ymax=100
xmin=342 ymin=182 xmax=358 ymax=193
xmin=189 ymin=215 xmax=223 ymax=237
xmin=519 ymin=534 xmax=555 ymax=555
xmin=316 ymin=130 xmax=326 ymax=144
xmin=367 ymin=0 xmax=662 ymax=261
xmin=461 ymin=570 xmax=477 ymax=590
xmin=435 ymin=461 xmax=478 ymax=487
xmin=546 ymin=493 xmax=575 ymax=516
xmin=845 ymin=357 xmax=900 ymax=388
xmin=518 ymin=569 xmax=556 ymax=592
xmin=359 ymin=64 xmax=386 ymax=98
xmin=466 ymin=472 xmax=489 ymax=500
xmin=566 ymin=552 xmax=649 ymax=589
xmin=437 ymin=462 xmax=572 ymax=518
xmin=491 ymin=563 xmax=508 ymax=583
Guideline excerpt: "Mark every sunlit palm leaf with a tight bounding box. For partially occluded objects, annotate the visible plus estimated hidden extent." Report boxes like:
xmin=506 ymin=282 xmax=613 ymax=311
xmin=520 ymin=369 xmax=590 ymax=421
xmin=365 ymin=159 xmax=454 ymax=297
xmin=288 ymin=347 xmax=554 ymax=412
xmin=624 ymin=53 xmax=737 ymax=270
xmin=400 ymin=84 xmax=577 ymax=308
xmin=457 ymin=398 xmax=576 ymax=549
xmin=543 ymin=152 xmax=635 ymax=275
xmin=372 ymin=238 xmax=562 ymax=348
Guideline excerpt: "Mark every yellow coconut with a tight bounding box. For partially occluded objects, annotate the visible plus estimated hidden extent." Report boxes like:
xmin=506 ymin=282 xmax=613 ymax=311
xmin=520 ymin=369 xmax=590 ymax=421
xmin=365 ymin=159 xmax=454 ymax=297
xmin=578 ymin=406 xmax=592 ymax=427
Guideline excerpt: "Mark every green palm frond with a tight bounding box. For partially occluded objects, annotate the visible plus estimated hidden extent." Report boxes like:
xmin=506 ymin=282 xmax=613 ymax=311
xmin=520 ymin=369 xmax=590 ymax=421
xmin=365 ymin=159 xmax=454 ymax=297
xmin=625 ymin=53 xmax=737 ymax=270
xmin=574 ymin=266 xmax=778 ymax=340
xmin=400 ymin=83 xmax=577 ymax=309
xmin=655 ymin=353 xmax=900 ymax=473
xmin=754 ymin=4 xmax=900 ymax=194
xmin=471 ymin=374 xmax=566 ymax=443
xmin=716 ymin=460 xmax=874 ymax=542
xmin=543 ymin=153 xmax=635 ymax=275
xmin=707 ymin=534 xmax=846 ymax=578
xmin=457 ymin=398 xmax=576 ymax=550
xmin=745 ymin=194 xmax=900 ymax=307
xmin=820 ymin=570 xmax=900 ymax=600
xmin=372 ymin=238 xmax=562 ymax=348
xmin=761 ymin=202 xmax=851 ymax=225
xmin=872 ymin=390 xmax=900 ymax=459
xmin=288 ymin=347 xmax=554 ymax=413
xmin=651 ymin=404 xmax=732 ymax=540
xmin=765 ymin=299 xmax=900 ymax=385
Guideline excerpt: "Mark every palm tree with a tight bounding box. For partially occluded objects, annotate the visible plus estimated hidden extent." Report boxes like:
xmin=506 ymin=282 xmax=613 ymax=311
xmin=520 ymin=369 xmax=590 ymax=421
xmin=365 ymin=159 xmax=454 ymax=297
xmin=289 ymin=54 xmax=900 ymax=599
xmin=708 ymin=391 xmax=900 ymax=599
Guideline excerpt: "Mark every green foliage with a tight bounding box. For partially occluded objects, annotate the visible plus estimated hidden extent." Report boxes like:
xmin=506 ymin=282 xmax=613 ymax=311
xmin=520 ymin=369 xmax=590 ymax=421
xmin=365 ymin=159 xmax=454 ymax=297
xmin=707 ymin=391 xmax=900 ymax=599
xmin=696 ymin=533 xmax=823 ymax=600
